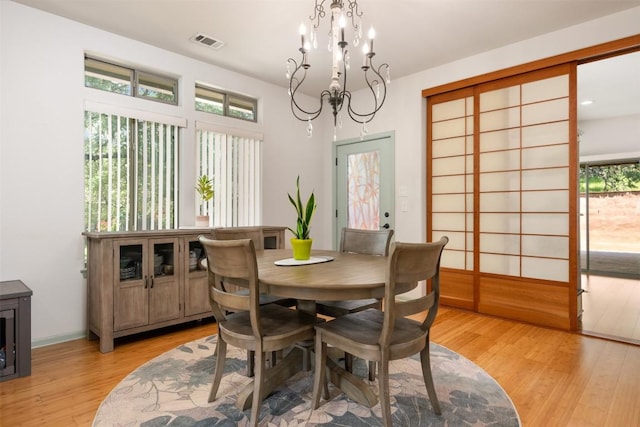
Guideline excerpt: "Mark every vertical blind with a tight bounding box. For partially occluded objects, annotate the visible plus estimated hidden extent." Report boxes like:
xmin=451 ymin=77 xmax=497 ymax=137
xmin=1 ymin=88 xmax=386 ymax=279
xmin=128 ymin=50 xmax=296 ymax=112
xmin=84 ymin=110 xmax=179 ymax=231
xmin=196 ymin=123 xmax=262 ymax=226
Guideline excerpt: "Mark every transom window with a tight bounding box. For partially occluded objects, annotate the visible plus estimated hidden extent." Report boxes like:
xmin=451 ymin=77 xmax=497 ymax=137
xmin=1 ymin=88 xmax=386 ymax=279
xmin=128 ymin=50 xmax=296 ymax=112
xmin=195 ymin=84 xmax=257 ymax=122
xmin=84 ymin=56 xmax=178 ymax=105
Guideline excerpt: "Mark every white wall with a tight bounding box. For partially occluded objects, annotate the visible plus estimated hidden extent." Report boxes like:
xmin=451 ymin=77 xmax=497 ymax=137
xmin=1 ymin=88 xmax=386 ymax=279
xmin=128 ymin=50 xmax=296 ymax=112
xmin=2 ymin=0 xmax=639 ymax=346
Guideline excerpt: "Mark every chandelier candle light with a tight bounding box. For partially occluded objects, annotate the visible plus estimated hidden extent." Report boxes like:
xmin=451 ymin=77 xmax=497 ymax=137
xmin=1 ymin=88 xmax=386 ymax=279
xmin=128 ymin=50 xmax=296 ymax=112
xmin=287 ymin=0 xmax=390 ymax=140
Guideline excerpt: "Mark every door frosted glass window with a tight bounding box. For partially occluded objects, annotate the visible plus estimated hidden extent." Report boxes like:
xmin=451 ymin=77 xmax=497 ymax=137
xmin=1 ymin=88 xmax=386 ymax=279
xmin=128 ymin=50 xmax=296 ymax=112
xmin=347 ymin=151 xmax=380 ymax=230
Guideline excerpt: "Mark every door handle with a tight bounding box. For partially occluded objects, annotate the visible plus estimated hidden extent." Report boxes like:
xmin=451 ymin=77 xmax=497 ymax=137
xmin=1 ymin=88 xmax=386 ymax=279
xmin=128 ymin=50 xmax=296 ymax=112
xmin=381 ymin=223 xmax=390 ymax=229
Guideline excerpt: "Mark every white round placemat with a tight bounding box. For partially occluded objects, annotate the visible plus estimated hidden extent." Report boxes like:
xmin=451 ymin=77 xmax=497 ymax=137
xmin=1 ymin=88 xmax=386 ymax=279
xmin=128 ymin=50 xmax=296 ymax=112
xmin=274 ymin=256 xmax=334 ymax=266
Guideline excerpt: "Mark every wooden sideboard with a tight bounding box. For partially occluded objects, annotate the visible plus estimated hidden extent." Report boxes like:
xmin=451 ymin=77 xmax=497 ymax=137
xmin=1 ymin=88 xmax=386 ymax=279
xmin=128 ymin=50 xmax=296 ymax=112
xmin=83 ymin=226 xmax=285 ymax=353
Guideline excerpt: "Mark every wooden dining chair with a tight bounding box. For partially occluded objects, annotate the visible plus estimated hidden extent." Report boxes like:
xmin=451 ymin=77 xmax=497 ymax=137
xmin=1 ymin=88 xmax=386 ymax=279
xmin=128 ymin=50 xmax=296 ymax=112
xmin=316 ymin=227 xmax=394 ymax=379
xmin=311 ymin=237 xmax=449 ymax=427
xmin=199 ymin=236 xmax=319 ymax=426
xmin=210 ymin=227 xmax=296 ymax=376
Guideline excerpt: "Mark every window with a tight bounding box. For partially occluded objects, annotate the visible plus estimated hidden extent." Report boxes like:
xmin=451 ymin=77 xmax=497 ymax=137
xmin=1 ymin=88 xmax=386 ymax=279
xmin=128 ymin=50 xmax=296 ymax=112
xmin=197 ymin=123 xmax=262 ymax=226
xmin=195 ymin=84 xmax=257 ymax=122
xmin=84 ymin=110 xmax=179 ymax=231
xmin=84 ymin=56 xmax=178 ymax=105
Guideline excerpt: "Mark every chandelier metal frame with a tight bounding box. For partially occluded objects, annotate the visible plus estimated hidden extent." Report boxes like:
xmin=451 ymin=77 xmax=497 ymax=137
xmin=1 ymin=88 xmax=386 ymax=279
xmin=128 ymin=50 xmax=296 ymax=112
xmin=286 ymin=0 xmax=390 ymax=138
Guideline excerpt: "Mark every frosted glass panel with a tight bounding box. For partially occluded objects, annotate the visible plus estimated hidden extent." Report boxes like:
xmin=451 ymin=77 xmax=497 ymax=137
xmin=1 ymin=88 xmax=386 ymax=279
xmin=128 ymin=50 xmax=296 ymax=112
xmin=522 ymin=167 xmax=568 ymax=190
xmin=522 ymin=122 xmax=568 ymax=147
xmin=467 ymin=232 xmax=474 ymax=249
xmin=480 ymin=86 xmax=520 ymax=111
xmin=522 ymin=190 xmax=568 ymax=212
xmin=432 ymin=175 xmax=465 ymax=192
xmin=466 ymin=194 xmax=474 ymax=209
xmin=433 ymin=118 xmax=467 ymax=139
xmin=480 ymin=171 xmax=520 ymax=191
xmin=466 ymin=116 xmax=474 ymax=134
xmin=480 ymin=107 xmax=520 ymax=132
xmin=480 ymin=233 xmax=520 ymax=255
xmin=522 ymin=144 xmax=568 ymax=169
xmin=347 ymin=150 xmax=379 ymax=229
xmin=480 ymin=213 xmax=520 ymax=233
xmin=432 ymin=213 xmax=466 ymax=231
xmin=432 ymin=156 xmax=466 ymax=175
xmin=467 ymin=252 xmax=474 ymax=270
xmin=480 ymin=150 xmax=520 ymax=172
xmin=466 ymin=213 xmax=474 ymax=231
xmin=522 ymin=257 xmax=568 ymax=282
xmin=466 ymin=154 xmax=474 ymax=172
xmin=522 ymin=235 xmax=568 ymax=258
xmin=432 ymin=98 xmax=466 ymax=121
xmin=434 ymin=231 xmax=465 ymax=250
xmin=522 ymin=75 xmax=568 ymax=103
xmin=522 ymin=98 xmax=568 ymax=125
xmin=522 ymin=213 xmax=568 ymax=235
xmin=480 ymin=128 xmax=520 ymax=152
xmin=480 ymin=253 xmax=520 ymax=275
xmin=433 ymin=194 xmax=466 ymax=211
xmin=442 ymin=249 xmax=465 ymax=269
xmin=466 ymin=136 xmax=474 ymax=153
xmin=480 ymin=192 xmax=520 ymax=212
xmin=433 ymin=137 xmax=466 ymax=157
xmin=466 ymin=174 xmax=474 ymax=190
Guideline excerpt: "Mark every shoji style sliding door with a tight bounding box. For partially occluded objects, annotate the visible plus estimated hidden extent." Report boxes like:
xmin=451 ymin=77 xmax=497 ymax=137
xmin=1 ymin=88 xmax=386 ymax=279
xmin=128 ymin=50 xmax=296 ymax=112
xmin=427 ymin=64 xmax=579 ymax=330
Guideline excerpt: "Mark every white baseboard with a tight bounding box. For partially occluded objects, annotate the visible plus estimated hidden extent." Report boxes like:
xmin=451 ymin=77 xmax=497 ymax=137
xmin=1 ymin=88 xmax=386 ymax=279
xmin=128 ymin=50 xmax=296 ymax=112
xmin=32 ymin=331 xmax=87 ymax=349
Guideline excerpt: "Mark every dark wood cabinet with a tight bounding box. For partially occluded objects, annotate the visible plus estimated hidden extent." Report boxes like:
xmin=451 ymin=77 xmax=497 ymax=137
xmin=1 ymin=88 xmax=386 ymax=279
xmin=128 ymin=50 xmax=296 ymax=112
xmin=0 ymin=280 xmax=32 ymax=382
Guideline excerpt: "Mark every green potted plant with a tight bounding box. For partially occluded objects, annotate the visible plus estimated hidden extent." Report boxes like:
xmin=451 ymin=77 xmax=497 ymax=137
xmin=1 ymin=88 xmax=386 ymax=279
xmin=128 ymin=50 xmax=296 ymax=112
xmin=195 ymin=175 xmax=214 ymax=227
xmin=287 ymin=175 xmax=317 ymax=260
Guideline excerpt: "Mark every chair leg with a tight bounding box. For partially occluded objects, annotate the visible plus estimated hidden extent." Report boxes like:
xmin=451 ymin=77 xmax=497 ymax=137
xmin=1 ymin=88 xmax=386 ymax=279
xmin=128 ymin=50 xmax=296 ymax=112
xmin=344 ymin=352 xmax=353 ymax=373
xmin=420 ymin=344 xmax=441 ymax=415
xmin=368 ymin=360 xmax=376 ymax=381
xmin=246 ymin=350 xmax=255 ymax=377
xmin=378 ymin=353 xmax=392 ymax=427
xmin=208 ymin=338 xmax=227 ymax=402
xmin=250 ymin=349 xmax=267 ymax=426
xmin=312 ymin=332 xmax=328 ymax=409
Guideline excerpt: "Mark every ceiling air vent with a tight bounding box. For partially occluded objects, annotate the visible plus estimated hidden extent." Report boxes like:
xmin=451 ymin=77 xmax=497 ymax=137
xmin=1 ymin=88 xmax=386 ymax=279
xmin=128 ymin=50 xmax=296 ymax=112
xmin=191 ymin=33 xmax=224 ymax=49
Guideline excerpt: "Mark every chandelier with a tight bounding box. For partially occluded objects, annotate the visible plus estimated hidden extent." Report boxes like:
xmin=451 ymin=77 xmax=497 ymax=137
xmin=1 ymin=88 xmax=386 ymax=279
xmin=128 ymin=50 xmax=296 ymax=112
xmin=286 ymin=0 xmax=390 ymax=140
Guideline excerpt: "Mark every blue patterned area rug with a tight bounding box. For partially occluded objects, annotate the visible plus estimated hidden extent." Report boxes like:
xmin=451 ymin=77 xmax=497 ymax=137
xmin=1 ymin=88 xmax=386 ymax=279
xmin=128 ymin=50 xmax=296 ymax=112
xmin=94 ymin=335 xmax=520 ymax=426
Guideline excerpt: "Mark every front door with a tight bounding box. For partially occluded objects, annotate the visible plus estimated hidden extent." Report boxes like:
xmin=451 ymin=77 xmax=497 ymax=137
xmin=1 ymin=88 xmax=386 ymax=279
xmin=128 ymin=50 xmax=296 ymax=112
xmin=334 ymin=132 xmax=395 ymax=248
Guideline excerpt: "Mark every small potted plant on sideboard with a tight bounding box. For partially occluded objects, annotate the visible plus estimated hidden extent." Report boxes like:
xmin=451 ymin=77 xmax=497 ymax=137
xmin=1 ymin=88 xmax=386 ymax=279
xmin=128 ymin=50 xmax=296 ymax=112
xmin=195 ymin=175 xmax=213 ymax=227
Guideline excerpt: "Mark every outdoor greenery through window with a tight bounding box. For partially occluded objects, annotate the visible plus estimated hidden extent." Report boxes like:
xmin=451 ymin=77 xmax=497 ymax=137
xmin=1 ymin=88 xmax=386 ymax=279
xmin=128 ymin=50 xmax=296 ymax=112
xmin=197 ymin=126 xmax=262 ymax=226
xmin=85 ymin=56 xmax=178 ymax=105
xmin=84 ymin=111 xmax=179 ymax=231
xmin=195 ymin=84 xmax=257 ymax=122
xmin=580 ymin=162 xmax=640 ymax=193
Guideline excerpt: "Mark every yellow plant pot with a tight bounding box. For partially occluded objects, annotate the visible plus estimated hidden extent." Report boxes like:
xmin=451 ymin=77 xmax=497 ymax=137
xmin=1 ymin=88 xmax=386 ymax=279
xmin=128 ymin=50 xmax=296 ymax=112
xmin=290 ymin=238 xmax=313 ymax=260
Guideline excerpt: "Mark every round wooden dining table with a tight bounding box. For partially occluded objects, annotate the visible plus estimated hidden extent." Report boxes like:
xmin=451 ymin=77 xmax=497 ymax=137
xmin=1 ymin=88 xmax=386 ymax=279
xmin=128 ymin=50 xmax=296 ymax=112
xmin=258 ymin=249 xmax=389 ymax=302
xmin=233 ymin=249 xmax=416 ymax=411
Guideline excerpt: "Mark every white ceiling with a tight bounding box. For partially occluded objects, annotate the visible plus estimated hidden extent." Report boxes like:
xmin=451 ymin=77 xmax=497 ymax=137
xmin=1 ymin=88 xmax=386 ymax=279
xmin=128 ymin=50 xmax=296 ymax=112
xmin=12 ymin=0 xmax=640 ymax=120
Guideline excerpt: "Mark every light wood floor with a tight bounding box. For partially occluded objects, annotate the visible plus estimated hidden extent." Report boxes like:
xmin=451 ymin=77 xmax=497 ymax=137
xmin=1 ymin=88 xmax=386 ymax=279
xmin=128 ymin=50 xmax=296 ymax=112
xmin=580 ymin=274 xmax=640 ymax=344
xmin=1 ymin=308 xmax=639 ymax=426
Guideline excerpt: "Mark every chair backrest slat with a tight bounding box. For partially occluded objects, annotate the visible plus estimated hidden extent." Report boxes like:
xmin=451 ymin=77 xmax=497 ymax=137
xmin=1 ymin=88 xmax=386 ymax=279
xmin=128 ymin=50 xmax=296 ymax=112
xmin=340 ymin=227 xmax=394 ymax=256
xmin=212 ymin=227 xmax=265 ymax=250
